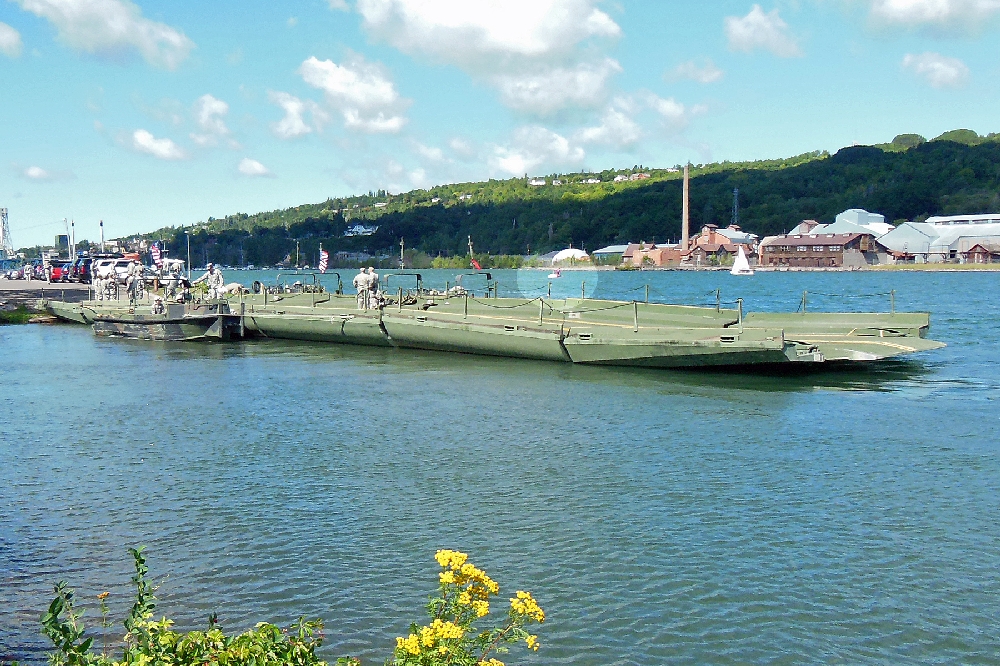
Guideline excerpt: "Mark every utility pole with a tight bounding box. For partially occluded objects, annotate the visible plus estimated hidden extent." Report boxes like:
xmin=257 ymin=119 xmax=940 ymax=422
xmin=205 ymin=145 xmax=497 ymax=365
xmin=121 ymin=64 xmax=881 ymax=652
xmin=70 ymin=219 xmax=75 ymax=257
xmin=731 ymin=188 xmax=740 ymax=227
xmin=99 ymin=220 xmax=105 ymax=253
xmin=681 ymin=165 xmax=690 ymax=251
xmin=295 ymin=240 xmax=300 ymax=267
xmin=185 ymin=231 xmax=191 ymax=279
xmin=399 ymin=238 xmax=405 ymax=269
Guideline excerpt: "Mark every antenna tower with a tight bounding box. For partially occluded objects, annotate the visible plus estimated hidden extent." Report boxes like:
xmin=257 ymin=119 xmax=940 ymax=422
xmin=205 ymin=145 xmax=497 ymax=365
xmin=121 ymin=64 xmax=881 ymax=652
xmin=731 ymin=188 xmax=740 ymax=227
xmin=0 ymin=208 xmax=13 ymax=259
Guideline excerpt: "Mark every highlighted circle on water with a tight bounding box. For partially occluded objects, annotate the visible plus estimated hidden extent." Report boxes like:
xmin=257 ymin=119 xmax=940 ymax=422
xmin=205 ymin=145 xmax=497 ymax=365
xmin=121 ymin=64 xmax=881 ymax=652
xmin=515 ymin=267 xmax=601 ymax=300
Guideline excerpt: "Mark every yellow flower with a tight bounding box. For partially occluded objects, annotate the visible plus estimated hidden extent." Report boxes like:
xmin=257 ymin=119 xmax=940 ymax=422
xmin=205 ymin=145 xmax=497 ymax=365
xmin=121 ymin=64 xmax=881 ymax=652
xmin=440 ymin=571 xmax=456 ymax=585
xmin=438 ymin=646 xmax=448 ymax=655
xmin=458 ymin=591 xmax=471 ymax=605
xmin=435 ymin=549 xmax=468 ymax=570
xmin=471 ymin=600 xmax=489 ymax=617
xmin=510 ymin=591 xmax=545 ymax=623
xmin=396 ymin=633 xmax=421 ymax=655
xmin=526 ymin=635 xmax=539 ymax=651
xmin=480 ymin=660 xmax=505 ymax=666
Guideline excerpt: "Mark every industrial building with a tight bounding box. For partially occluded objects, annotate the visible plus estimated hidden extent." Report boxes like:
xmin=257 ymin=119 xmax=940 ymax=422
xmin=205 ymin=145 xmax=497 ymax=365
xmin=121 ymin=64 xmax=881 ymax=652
xmin=876 ymin=214 xmax=1000 ymax=263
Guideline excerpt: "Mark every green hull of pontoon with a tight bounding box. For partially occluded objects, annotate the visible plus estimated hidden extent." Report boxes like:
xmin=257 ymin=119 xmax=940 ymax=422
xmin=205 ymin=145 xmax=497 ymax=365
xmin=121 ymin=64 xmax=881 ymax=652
xmin=235 ymin=293 xmax=945 ymax=368
xmin=41 ymin=293 xmax=945 ymax=367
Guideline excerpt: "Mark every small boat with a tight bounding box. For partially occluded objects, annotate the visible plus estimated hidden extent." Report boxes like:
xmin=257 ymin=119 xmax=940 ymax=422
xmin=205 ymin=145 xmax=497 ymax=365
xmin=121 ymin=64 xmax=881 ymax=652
xmin=731 ymin=246 xmax=754 ymax=276
xmin=547 ymin=268 xmax=562 ymax=279
xmin=91 ymin=301 xmax=243 ymax=341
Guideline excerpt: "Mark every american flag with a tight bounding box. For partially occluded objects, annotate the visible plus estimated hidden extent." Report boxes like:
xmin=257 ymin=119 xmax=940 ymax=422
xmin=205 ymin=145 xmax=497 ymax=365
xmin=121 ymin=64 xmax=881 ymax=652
xmin=318 ymin=249 xmax=329 ymax=273
xmin=150 ymin=242 xmax=163 ymax=268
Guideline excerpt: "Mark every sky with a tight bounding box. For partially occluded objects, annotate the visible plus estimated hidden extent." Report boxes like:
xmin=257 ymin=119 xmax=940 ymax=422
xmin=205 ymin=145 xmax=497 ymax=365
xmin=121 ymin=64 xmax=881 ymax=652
xmin=3 ymin=0 xmax=1000 ymax=248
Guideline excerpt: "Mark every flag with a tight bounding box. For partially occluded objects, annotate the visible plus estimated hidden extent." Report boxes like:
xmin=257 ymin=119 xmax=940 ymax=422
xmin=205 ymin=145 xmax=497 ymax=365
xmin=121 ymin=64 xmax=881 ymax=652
xmin=471 ymin=257 xmax=481 ymax=270
xmin=318 ymin=249 xmax=329 ymax=273
xmin=150 ymin=242 xmax=163 ymax=268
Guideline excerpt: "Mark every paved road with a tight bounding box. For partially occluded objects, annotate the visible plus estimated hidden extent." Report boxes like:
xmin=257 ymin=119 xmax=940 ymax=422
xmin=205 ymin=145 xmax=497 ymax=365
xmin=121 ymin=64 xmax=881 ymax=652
xmin=0 ymin=279 xmax=92 ymax=305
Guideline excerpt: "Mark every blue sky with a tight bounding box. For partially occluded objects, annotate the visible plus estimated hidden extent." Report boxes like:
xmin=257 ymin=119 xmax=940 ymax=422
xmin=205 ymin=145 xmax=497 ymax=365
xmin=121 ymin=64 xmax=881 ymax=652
xmin=3 ymin=0 xmax=1000 ymax=247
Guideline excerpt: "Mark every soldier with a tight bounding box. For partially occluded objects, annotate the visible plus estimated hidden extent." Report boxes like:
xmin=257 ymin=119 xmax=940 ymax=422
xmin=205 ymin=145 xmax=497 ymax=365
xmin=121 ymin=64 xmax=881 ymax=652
xmin=192 ymin=263 xmax=224 ymax=299
xmin=93 ymin=268 xmax=104 ymax=301
xmin=366 ymin=267 xmax=381 ymax=308
xmin=352 ymin=268 xmax=369 ymax=309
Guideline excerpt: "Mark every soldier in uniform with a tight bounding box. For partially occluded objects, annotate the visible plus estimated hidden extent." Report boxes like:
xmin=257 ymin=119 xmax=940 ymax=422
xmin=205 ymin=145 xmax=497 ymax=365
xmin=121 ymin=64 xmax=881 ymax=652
xmin=192 ymin=263 xmax=224 ymax=299
xmin=353 ymin=268 xmax=370 ymax=309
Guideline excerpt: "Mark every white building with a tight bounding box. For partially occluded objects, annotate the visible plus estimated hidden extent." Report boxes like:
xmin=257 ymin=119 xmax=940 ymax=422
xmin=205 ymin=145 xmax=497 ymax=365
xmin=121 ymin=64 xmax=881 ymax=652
xmin=877 ymin=214 xmax=1000 ymax=262
xmin=528 ymin=179 xmax=546 ymax=186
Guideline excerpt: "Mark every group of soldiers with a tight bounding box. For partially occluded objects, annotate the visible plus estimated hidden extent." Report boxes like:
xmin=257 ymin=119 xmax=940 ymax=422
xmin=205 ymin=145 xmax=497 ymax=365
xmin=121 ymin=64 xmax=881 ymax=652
xmin=352 ymin=266 xmax=382 ymax=310
xmin=93 ymin=260 xmax=218 ymax=303
xmin=93 ymin=260 xmax=146 ymax=303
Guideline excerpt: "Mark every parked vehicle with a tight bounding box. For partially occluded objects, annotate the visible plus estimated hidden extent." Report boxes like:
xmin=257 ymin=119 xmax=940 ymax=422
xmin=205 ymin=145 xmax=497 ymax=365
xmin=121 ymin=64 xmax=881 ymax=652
xmin=69 ymin=257 xmax=93 ymax=283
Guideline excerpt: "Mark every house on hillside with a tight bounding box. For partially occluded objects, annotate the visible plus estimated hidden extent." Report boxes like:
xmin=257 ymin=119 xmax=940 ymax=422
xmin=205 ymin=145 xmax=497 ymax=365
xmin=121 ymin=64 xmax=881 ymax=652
xmin=528 ymin=179 xmax=546 ymax=186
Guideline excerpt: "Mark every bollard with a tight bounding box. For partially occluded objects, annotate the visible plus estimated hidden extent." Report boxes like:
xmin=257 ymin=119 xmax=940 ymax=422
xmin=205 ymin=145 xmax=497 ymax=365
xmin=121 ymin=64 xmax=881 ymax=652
xmin=890 ymin=289 xmax=896 ymax=314
xmin=464 ymin=291 xmax=468 ymax=319
xmin=398 ymin=287 xmax=403 ymax=312
xmin=737 ymin=298 xmax=744 ymax=333
xmin=633 ymin=301 xmax=639 ymax=332
xmin=645 ymin=284 xmax=649 ymax=304
xmin=539 ymin=298 xmax=544 ymax=326
xmin=716 ymin=289 xmax=721 ymax=312
xmin=581 ymin=281 xmax=586 ymax=299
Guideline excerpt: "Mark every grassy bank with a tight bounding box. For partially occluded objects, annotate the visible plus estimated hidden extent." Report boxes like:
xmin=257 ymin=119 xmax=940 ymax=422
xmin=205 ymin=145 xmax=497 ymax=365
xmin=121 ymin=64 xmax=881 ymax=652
xmin=0 ymin=305 xmax=33 ymax=324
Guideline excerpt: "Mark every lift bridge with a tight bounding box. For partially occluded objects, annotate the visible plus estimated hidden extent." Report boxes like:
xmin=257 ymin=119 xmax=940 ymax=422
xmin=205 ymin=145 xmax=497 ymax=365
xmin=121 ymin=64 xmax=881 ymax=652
xmin=0 ymin=208 xmax=14 ymax=261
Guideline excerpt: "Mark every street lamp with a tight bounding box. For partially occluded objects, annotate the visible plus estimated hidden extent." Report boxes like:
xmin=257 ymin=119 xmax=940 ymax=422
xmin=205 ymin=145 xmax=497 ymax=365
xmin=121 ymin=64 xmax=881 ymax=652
xmin=185 ymin=231 xmax=191 ymax=279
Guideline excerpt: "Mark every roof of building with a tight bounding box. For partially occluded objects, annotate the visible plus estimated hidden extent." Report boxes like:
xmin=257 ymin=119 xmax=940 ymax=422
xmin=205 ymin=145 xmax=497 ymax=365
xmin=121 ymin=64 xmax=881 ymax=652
xmin=760 ymin=232 xmax=863 ymax=248
xmin=878 ymin=220 xmax=1000 ymax=254
xmin=593 ymin=244 xmax=630 ymax=255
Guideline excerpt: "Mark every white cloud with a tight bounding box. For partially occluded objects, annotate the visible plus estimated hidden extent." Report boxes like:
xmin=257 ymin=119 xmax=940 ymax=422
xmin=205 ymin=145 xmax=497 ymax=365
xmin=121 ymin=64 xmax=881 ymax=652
xmin=869 ymin=0 xmax=1000 ymax=30
xmin=668 ymin=58 xmax=723 ymax=83
xmin=268 ymin=91 xmax=328 ymax=139
xmin=355 ymin=0 xmax=622 ymax=114
xmin=238 ymin=158 xmax=273 ymax=177
xmin=415 ymin=142 xmax=447 ymax=162
xmin=25 ymin=166 xmax=50 ymax=179
xmin=299 ymin=54 xmax=409 ymax=133
xmin=902 ymin=51 xmax=970 ymax=87
xmin=131 ymin=129 xmax=186 ymax=160
xmin=356 ymin=0 xmax=619 ymax=62
xmin=0 ymin=22 xmax=23 ymax=57
xmin=492 ymin=58 xmax=621 ymax=115
xmin=577 ymin=99 xmax=641 ymax=147
xmin=14 ymin=0 xmax=194 ymax=69
xmin=725 ymin=5 xmax=802 ymax=57
xmin=18 ymin=164 xmax=75 ymax=181
xmin=449 ymin=137 xmax=475 ymax=159
xmin=287 ymin=16 xmax=298 ymax=27
xmin=190 ymin=94 xmax=232 ymax=147
xmin=492 ymin=125 xmax=585 ymax=176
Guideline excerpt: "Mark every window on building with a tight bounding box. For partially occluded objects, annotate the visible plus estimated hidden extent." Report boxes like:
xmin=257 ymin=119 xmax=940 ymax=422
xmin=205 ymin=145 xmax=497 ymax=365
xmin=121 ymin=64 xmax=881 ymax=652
xmin=813 ymin=245 xmax=825 ymax=252
xmin=797 ymin=246 xmax=808 ymax=252
xmin=829 ymin=245 xmax=842 ymax=252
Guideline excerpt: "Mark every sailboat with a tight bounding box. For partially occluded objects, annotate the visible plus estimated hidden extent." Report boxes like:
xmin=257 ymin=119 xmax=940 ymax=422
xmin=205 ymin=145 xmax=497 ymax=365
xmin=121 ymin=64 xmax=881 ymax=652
xmin=730 ymin=246 xmax=754 ymax=276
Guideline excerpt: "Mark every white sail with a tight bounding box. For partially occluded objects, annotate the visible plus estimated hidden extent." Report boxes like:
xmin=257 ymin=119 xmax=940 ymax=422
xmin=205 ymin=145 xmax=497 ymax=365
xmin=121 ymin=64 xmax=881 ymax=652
xmin=731 ymin=246 xmax=754 ymax=275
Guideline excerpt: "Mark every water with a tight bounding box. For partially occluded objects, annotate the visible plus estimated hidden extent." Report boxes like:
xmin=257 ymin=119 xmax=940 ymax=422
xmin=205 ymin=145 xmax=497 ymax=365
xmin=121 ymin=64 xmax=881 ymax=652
xmin=3 ymin=270 xmax=1000 ymax=665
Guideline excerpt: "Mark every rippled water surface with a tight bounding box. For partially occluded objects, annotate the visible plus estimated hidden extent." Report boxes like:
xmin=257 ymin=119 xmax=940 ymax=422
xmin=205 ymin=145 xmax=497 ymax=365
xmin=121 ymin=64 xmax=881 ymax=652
xmin=3 ymin=270 xmax=1000 ymax=665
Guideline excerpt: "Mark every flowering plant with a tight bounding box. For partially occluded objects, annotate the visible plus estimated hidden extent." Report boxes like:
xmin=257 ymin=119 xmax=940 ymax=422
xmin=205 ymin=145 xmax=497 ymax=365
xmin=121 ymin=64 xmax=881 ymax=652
xmin=389 ymin=550 xmax=545 ymax=666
